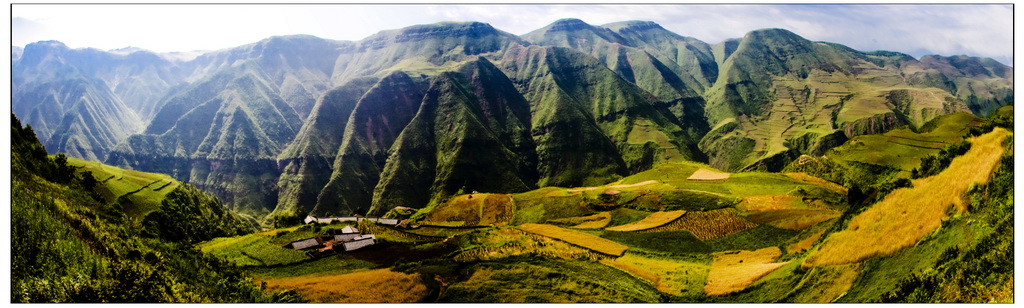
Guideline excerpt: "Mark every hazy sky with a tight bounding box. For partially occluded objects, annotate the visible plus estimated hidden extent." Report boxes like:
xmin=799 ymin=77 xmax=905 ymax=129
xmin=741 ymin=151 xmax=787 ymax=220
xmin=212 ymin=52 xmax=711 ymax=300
xmin=11 ymin=4 xmax=1014 ymax=66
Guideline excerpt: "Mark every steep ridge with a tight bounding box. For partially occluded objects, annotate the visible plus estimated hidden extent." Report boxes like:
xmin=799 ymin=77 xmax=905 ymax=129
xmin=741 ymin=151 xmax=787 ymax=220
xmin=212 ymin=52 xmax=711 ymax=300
xmin=306 ymin=72 xmax=430 ymax=216
xmin=699 ymin=28 xmax=990 ymax=172
xmin=182 ymin=35 xmax=348 ymax=119
xmin=499 ymin=45 xmax=699 ymax=185
xmin=524 ymin=19 xmax=707 ymax=106
xmin=273 ymin=76 xmax=381 ymax=216
xmin=904 ymin=55 xmax=1013 ymax=116
xmin=107 ymin=63 xmax=303 ymax=215
xmin=370 ymin=58 xmax=537 ymax=215
xmin=524 ymin=19 xmax=713 ymax=148
xmin=13 ymin=76 xmax=143 ymax=162
xmin=331 ymin=21 xmax=528 ymax=85
xmin=14 ymin=40 xmax=187 ymax=121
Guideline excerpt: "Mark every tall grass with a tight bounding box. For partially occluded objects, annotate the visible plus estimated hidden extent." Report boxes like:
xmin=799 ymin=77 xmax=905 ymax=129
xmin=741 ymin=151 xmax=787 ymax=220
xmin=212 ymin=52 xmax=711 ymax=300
xmin=260 ymin=269 xmax=428 ymax=303
xmin=606 ymin=210 xmax=686 ymax=231
xmin=704 ymin=247 xmax=788 ymax=296
xmin=518 ymin=224 xmax=628 ymax=256
xmin=805 ymin=128 xmax=1010 ymax=267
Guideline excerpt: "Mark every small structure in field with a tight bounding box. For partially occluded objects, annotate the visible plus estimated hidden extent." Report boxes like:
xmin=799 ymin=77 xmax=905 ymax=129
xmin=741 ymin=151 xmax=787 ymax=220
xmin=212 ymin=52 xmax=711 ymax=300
xmin=287 ymin=237 xmax=324 ymax=250
xmin=285 ymin=226 xmax=378 ymax=255
xmin=342 ymin=234 xmax=376 ymax=252
xmin=334 ymin=226 xmax=360 ymax=242
xmin=303 ymin=215 xmax=398 ymax=225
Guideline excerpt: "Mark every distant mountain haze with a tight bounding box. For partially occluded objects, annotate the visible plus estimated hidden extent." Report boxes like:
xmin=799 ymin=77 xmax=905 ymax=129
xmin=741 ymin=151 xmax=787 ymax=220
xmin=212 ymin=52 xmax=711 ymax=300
xmin=12 ymin=20 xmax=1012 ymax=219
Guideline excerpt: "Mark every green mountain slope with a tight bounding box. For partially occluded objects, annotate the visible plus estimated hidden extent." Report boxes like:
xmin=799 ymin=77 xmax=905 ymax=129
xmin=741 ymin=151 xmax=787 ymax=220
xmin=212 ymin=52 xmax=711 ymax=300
xmin=524 ymin=19 xmax=712 ymax=121
xmin=307 ymin=72 xmax=431 ymax=216
xmin=370 ymin=58 xmax=538 ymax=215
xmin=273 ymin=76 xmax=381 ymax=216
xmin=11 ymin=114 xmax=292 ymax=303
xmin=107 ymin=63 xmax=303 ymax=215
xmin=500 ymin=45 xmax=700 ymax=185
xmin=699 ymin=28 xmax=987 ymax=171
xmin=14 ymin=77 xmax=143 ymax=161
xmin=183 ymin=35 xmax=347 ymax=119
xmin=331 ymin=21 xmax=528 ymax=85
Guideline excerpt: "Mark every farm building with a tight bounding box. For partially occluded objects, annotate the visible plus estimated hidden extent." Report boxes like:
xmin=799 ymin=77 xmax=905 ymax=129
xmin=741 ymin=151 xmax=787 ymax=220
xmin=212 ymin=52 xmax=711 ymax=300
xmin=303 ymin=216 xmax=398 ymax=225
xmin=288 ymin=237 xmax=323 ymax=250
xmin=334 ymin=226 xmax=361 ymax=242
xmin=342 ymin=236 xmax=375 ymax=252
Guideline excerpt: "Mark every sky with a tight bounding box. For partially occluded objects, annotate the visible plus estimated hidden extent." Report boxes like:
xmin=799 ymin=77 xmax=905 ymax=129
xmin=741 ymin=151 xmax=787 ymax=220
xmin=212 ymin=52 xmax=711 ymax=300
xmin=11 ymin=4 xmax=1014 ymax=66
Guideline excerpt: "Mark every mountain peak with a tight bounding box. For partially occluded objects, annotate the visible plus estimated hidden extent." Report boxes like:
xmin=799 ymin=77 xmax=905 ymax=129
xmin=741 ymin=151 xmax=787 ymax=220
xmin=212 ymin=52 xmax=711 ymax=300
xmin=359 ymin=21 xmax=511 ymax=49
xmin=745 ymin=28 xmax=805 ymax=41
xmin=602 ymin=20 xmax=663 ymax=32
xmin=547 ymin=18 xmax=593 ymax=31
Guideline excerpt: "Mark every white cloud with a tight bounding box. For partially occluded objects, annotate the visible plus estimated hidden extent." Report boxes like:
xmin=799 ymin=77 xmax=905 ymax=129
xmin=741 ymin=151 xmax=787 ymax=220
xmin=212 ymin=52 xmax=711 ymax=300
xmin=11 ymin=4 xmax=1013 ymax=66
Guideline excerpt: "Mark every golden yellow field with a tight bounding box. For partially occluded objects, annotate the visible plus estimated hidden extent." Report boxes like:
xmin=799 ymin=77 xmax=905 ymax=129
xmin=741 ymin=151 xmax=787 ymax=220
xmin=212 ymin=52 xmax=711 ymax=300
xmin=548 ymin=212 xmax=611 ymax=228
xmin=424 ymin=193 xmax=514 ymax=226
xmin=704 ymin=247 xmax=789 ymax=296
xmin=644 ymin=208 xmax=757 ymax=240
xmin=454 ymin=228 xmax=602 ymax=262
xmin=744 ymin=209 xmax=840 ymax=230
xmin=735 ymin=194 xmax=800 ymax=212
xmin=550 ymin=212 xmax=612 ymax=229
xmin=687 ymin=168 xmax=731 ymax=180
xmin=788 ymin=229 xmax=825 ymax=253
xmin=805 ymin=128 xmax=1010 ymax=267
xmin=785 ymin=264 xmax=863 ymax=303
xmin=261 ymin=269 xmax=428 ymax=303
xmin=783 ymin=172 xmax=848 ymax=194
xmin=518 ymin=224 xmax=628 ymax=256
xmin=605 ymin=210 xmax=686 ymax=231
xmin=601 ymin=253 xmax=709 ymax=296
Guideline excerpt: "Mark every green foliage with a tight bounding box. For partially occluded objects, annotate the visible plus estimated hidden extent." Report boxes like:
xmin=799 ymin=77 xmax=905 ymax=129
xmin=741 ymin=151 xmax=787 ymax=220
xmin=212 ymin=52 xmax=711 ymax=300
xmin=600 ymin=231 xmax=711 ymax=255
xmin=11 ymin=114 xmax=293 ymax=303
xmin=911 ymin=140 xmax=971 ymax=179
xmin=143 ymin=184 xmax=256 ymax=243
xmin=440 ymin=256 xmax=664 ymax=302
xmin=704 ymin=225 xmax=799 ymax=252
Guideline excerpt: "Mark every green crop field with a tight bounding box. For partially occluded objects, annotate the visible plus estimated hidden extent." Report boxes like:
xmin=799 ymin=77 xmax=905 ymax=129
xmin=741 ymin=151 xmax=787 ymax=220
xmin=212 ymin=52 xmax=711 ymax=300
xmin=66 ymin=156 xmax=180 ymax=218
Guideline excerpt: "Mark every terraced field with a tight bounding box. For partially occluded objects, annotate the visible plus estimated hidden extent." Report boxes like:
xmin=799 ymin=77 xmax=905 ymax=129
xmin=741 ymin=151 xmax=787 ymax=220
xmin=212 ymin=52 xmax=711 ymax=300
xmin=828 ymin=112 xmax=980 ymax=174
xmin=605 ymin=210 xmax=686 ymax=231
xmin=519 ymin=224 xmax=629 ymax=256
xmin=67 ymin=156 xmax=180 ymax=218
xmin=704 ymin=247 xmax=789 ymax=296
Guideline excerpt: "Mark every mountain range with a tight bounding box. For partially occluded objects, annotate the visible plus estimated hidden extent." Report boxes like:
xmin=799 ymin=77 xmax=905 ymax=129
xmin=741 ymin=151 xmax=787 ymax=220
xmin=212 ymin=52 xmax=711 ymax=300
xmin=12 ymin=18 xmax=1013 ymax=219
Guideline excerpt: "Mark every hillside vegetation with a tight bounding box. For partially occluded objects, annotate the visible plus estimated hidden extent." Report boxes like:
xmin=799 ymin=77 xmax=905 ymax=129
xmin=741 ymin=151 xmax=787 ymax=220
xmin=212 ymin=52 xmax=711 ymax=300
xmin=11 ymin=114 xmax=291 ymax=303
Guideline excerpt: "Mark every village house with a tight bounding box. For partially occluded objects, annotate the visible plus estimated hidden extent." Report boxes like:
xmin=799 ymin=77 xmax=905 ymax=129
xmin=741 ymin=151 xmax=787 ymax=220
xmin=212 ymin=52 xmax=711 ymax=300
xmin=284 ymin=225 xmax=377 ymax=256
xmin=303 ymin=215 xmax=399 ymax=226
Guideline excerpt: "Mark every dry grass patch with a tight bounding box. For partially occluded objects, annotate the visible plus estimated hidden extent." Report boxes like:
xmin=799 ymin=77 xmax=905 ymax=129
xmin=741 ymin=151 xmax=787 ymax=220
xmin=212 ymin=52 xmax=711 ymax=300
xmin=687 ymin=168 xmax=731 ymax=180
xmin=745 ymin=209 xmax=841 ymax=230
xmin=735 ymin=195 xmax=800 ymax=212
xmin=261 ymin=269 xmax=428 ymax=303
xmin=425 ymin=193 xmax=513 ymax=226
xmin=788 ymin=229 xmax=826 ymax=253
xmin=455 ymin=228 xmax=603 ymax=262
xmin=704 ymin=247 xmax=789 ymax=296
xmin=601 ymin=254 xmax=709 ymax=297
xmin=805 ymin=128 xmax=1010 ymax=267
xmin=605 ymin=210 xmax=686 ymax=231
xmin=519 ymin=224 xmax=628 ymax=256
xmin=783 ymin=172 xmax=848 ymax=194
xmin=643 ymin=208 xmax=757 ymax=240
xmin=479 ymin=194 xmax=514 ymax=226
xmin=787 ymin=263 xmax=863 ymax=302
xmin=548 ymin=212 xmax=613 ymax=229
